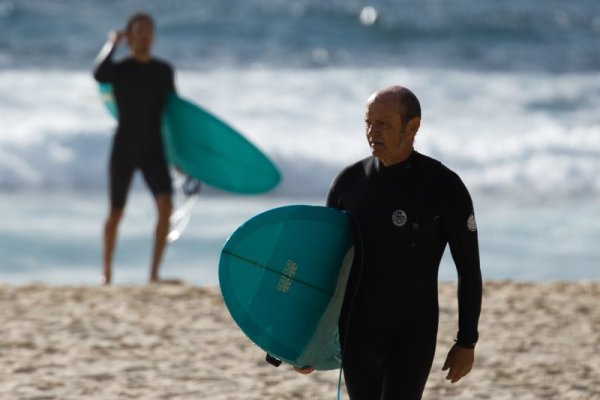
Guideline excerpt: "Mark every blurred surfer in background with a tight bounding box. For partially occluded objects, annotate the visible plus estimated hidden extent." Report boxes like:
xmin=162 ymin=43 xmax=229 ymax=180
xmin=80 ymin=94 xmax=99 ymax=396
xmin=93 ymin=12 xmax=176 ymax=284
xmin=299 ymin=86 xmax=482 ymax=399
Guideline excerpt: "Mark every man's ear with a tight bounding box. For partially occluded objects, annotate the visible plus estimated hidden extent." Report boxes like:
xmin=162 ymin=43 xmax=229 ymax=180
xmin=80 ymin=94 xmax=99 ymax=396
xmin=407 ymin=117 xmax=421 ymax=138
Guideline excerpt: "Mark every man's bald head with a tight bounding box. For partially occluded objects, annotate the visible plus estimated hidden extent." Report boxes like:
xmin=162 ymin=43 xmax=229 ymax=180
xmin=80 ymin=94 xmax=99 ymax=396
xmin=367 ymin=86 xmax=421 ymax=127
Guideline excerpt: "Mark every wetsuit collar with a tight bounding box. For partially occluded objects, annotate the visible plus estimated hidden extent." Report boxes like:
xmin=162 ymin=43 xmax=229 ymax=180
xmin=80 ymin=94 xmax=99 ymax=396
xmin=375 ymin=150 xmax=418 ymax=175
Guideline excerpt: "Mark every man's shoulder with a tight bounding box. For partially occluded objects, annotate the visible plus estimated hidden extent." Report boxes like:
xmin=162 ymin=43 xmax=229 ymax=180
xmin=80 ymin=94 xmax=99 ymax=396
xmin=111 ymin=57 xmax=130 ymax=67
xmin=415 ymin=152 xmax=459 ymax=179
xmin=415 ymin=152 xmax=469 ymax=198
xmin=329 ymin=156 xmax=372 ymax=191
xmin=151 ymin=58 xmax=174 ymax=72
xmin=338 ymin=156 xmax=373 ymax=177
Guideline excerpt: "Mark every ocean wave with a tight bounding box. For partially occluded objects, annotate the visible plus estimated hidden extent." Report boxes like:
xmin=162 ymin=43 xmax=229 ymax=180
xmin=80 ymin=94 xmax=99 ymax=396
xmin=0 ymin=67 xmax=598 ymax=199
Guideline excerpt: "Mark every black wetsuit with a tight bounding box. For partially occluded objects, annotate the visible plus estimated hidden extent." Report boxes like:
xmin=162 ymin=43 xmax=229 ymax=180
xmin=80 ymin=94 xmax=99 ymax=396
xmin=327 ymin=151 xmax=482 ymax=400
xmin=93 ymin=44 xmax=175 ymax=208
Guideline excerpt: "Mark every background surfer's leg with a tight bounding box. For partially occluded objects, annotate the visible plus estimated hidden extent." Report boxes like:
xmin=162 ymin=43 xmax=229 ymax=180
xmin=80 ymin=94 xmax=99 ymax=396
xmin=103 ymin=208 xmax=124 ymax=285
xmin=150 ymin=194 xmax=172 ymax=282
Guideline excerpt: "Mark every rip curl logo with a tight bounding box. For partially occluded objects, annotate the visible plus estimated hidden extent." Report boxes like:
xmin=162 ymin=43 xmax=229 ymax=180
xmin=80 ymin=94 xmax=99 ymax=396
xmin=392 ymin=210 xmax=408 ymax=227
xmin=276 ymin=259 xmax=298 ymax=293
xmin=467 ymin=214 xmax=477 ymax=232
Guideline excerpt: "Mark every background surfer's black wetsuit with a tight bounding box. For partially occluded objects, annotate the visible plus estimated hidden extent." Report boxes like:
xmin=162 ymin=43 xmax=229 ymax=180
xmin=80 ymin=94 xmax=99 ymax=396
xmin=94 ymin=44 xmax=175 ymax=208
xmin=327 ymin=151 xmax=482 ymax=400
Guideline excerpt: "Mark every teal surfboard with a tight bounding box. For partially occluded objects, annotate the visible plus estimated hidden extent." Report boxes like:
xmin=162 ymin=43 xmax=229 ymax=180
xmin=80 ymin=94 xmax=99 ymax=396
xmin=219 ymin=205 xmax=354 ymax=370
xmin=98 ymin=83 xmax=280 ymax=194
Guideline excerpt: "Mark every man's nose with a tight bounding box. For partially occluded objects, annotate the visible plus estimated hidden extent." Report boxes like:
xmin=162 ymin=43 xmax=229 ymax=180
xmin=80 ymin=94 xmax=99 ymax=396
xmin=367 ymin=124 xmax=378 ymax=136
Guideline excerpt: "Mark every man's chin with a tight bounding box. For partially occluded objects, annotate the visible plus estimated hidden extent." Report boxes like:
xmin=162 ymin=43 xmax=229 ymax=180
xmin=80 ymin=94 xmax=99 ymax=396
xmin=134 ymin=44 xmax=152 ymax=53
xmin=370 ymin=147 xmax=384 ymax=158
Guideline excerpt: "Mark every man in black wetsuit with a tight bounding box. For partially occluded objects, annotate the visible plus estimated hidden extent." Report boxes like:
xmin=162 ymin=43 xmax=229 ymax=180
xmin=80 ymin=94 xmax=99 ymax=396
xmin=297 ymin=86 xmax=482 ymax=399
xmin=93 ymin=13 xmax=175 ymax=284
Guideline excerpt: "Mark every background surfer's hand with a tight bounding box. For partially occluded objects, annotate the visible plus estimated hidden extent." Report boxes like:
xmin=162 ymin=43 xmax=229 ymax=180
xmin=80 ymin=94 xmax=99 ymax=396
xmin=442 ymin=344 xmax=474 ymax=383
xmin=109 ymin=30 xmax=126 ymax=45
xmin=294 ymin=366 xmax=315 ymax=375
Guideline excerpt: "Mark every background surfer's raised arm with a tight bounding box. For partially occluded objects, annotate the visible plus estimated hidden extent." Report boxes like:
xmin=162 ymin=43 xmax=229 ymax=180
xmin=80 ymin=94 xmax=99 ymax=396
xmin=93 ymin=30 xmax=125 ymax=83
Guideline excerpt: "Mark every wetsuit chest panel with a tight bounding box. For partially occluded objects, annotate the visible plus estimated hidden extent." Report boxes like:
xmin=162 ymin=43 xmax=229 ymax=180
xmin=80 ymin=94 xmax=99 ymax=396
xmin=344 ymin=158 xmax=445 ymax=259
xmin=112 ymin=60 xmax=173 ymax=148
xmin=334 ymin=155 xmax=450 ymax=317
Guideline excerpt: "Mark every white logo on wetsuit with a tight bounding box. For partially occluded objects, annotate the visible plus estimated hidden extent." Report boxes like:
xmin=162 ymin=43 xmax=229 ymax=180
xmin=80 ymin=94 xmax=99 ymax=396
xmin=467 ymin=214 xmax=477 ymax=232
xmin=392 ymin=210 xmax=408 ymax=227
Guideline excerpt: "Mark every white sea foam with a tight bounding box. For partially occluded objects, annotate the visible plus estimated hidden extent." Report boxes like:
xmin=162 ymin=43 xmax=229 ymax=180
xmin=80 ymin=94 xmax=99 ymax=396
xmin=1 ymin=67 xmax=598 ymax=198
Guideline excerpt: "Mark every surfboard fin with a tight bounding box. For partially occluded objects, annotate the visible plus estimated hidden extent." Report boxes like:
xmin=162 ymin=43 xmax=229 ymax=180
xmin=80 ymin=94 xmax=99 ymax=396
xmin=265 ymin=353 xmax=282 ymax=367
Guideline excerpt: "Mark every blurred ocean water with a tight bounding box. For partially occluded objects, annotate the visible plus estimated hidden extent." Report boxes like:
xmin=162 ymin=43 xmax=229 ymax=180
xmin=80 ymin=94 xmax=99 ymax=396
xmin=0 ymin=0 xmax=598 ymax=283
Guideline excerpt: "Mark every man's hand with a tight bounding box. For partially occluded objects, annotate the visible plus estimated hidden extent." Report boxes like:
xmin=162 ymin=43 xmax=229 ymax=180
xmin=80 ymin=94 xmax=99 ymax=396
xmin=442 ymin=344 xmax=474 ymax=383
xmin=109 ymin=30 xmax=127 ymax=45
xmin=294 ymin=366 xmax=315 ymax=375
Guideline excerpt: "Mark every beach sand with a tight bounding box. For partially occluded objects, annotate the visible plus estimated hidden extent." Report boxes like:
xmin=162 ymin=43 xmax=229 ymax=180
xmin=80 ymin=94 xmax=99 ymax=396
xmin=0 ymin=281 xmax=598 ymax=400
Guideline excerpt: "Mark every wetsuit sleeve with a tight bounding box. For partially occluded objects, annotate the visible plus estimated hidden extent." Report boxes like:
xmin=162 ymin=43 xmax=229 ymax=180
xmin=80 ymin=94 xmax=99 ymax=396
xmin=167 ymin=64 xmax=177 ymax=94
xmin=442 ymin=173 xmax=482 ymax=348
xmin=326 ymin=172 xmax=343 ymax=209
xmin=93 ymin=40 xmax=117 ymax=83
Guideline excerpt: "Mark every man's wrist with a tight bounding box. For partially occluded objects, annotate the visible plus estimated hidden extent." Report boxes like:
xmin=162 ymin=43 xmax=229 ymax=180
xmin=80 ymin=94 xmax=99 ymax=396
xmin=455 ymin=329 xmax=478 ymax=348
xmin=454 ymin=339 xmax=476 ymax=349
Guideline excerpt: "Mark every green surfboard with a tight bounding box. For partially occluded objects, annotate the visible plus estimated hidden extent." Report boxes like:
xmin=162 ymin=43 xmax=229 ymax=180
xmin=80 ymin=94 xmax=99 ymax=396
xmin=98 ymin=83 xmax=280 ymax=194
xmin=219 ymin=205 xmax=354 ymax=370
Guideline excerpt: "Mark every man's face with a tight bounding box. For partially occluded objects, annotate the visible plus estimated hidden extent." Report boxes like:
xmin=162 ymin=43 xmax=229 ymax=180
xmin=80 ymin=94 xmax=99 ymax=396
xmin=127 ymin=19 xmax=154 ymax=54
xmin=365 ymin=96 xmax=410 ymax=163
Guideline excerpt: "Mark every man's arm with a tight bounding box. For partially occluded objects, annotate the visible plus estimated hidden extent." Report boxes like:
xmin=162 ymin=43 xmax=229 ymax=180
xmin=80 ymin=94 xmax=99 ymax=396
xmin=442 ymin=171 xmax=482 ymax=382
xmin=167 ymin=63 xmax=177 ymax=94
xmin=93 ymin=30 xmax=125 ymax=83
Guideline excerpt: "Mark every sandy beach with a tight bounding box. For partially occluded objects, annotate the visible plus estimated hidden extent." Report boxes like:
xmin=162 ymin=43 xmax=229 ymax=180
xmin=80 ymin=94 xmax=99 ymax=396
xmin=0 ymin=281 xmax=598 ymax=400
